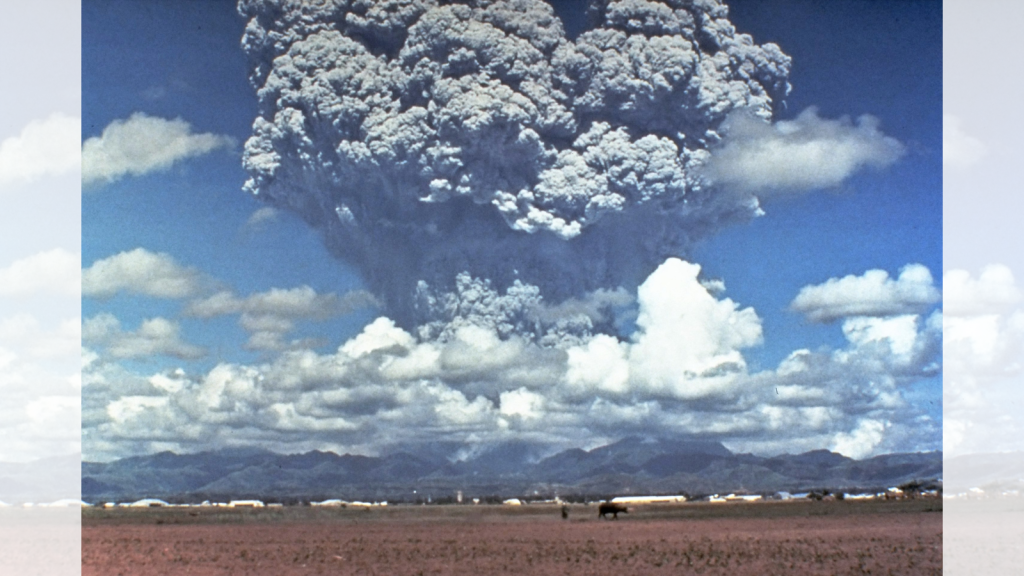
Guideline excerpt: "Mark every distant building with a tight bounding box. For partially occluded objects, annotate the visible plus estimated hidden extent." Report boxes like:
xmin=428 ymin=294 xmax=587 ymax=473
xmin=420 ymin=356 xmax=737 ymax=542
xmin=311 ymin=499 xmax=346 ymax=507
xmin=41 ymin=499 xmax=92 ymax=507
xmin=610 ymin=495 xmax=686 ymax=504
xmin=707 ymin=493 xmax=762 ymax=503
xmin=844 ymin=493 xmax=876 ymax=500
xmin=129 ymin=499 xmax=170 ymax=507
xmin=725 ymin=494 xmax=762 ymax=502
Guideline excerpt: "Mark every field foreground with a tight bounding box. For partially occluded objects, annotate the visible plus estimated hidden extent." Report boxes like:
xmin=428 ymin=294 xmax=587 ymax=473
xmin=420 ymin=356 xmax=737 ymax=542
xmin=83 ymin=499 xmax=941 ymax=575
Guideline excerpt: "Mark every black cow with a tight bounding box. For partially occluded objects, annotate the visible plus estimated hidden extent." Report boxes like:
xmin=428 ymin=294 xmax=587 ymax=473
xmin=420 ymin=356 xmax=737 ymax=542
xmin=598 ymin=502 xmax=628 ymax=519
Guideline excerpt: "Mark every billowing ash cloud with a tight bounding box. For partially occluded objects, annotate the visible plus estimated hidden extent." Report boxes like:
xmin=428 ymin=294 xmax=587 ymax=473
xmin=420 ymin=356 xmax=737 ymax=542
xmin=237 ymin=0 xmax=793 ymax=331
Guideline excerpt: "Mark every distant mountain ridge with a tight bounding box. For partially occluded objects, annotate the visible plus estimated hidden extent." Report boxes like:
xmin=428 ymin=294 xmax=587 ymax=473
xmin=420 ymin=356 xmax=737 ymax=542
xmin=0 ymin=454 xmax=81 ymax=503
xmin=943 ymin=451 xmax=1024 ymax=492
xmin=82 ymin=438 xmax=941 ymax=504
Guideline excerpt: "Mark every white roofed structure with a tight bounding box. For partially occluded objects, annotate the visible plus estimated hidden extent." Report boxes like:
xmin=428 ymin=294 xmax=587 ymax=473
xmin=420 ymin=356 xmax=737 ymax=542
xmin=129 ymin=498 xmax=170 ymax=507
xmin=610 ymin=495 xmax=687 ymax=504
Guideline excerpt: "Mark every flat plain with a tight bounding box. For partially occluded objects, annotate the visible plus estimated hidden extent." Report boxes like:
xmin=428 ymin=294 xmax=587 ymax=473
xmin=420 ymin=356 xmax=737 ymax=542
xmin=944 ymin=499 xmax=1024 ymax=576
xmin=0 ymin=509 xmax=81 ymax=575
xmin=82 ymin=499 xmax=941 ymax=575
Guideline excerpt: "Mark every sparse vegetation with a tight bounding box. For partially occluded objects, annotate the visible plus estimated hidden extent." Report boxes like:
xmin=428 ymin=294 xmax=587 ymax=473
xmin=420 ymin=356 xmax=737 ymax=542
xmin=83 ymin=499 xmax=940 ymax=575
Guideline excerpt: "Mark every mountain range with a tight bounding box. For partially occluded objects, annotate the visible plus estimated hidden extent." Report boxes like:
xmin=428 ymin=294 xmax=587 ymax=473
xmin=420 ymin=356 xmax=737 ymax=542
xmin=82 ymin=438 xmax=942 ymax=504
xmin=0 ymin=454 xmax=81 ymax=504
xmin=943 ymin=451 xmax=1024 ymax=492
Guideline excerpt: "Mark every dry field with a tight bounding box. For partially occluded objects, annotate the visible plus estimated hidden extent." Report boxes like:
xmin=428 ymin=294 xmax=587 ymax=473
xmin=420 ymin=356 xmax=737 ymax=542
xmin=82 ymin=499 xmax=941 ymax=575
xmin=0 ymin=508 xmax=80 ymax=575
xmin=944 ymin=499 xmax=1024 ymax=576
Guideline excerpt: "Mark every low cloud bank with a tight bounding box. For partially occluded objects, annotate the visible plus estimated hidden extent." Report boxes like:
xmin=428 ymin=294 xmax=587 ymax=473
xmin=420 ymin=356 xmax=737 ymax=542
xmin=83 ymin=258 xmax=941 ymax=462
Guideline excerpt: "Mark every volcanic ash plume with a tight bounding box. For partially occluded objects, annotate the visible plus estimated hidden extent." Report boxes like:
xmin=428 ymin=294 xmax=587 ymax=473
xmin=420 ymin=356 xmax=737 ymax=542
xmin=238 ymin=0 xmax=791 ymax=335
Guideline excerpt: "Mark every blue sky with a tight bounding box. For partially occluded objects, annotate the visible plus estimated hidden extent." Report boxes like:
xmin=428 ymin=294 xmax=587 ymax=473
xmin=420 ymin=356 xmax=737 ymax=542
xmin=697 ymin=0 xmax=942 ymax=363
xmin=82 ymin=1 xmax=375 ymax=370
xmin=81 ymin=0 xmax=942 ymax=461
xmin=942 ymin=0 xmax=1024 ymax=459
xmin=0 ymin=0 xmax=81 ymax=484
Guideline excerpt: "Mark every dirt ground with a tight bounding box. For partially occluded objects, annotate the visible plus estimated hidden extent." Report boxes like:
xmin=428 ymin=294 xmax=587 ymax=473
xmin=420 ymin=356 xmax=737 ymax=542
xmin=944 ymin=499 xmax=1024 ymax=576
xmin=82 ymin=500 xmax=941 ymax=575
xmin=0 ymin=509 xmax=80 ymax=575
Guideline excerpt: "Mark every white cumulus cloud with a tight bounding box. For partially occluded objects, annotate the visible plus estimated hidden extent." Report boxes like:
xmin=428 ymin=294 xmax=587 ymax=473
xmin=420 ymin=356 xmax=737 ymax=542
xmin=0 ymin=314 xmax=83 ymax=462
xmin=0 ymin=114 xmax=81 ymax=188
xmin=186 ymin=286 xmax=371 ymax=319
xmin=0 ymin=249 xmax=80 ymax=296
xmin=705 ymin=108 xmax=904 ymax=194
xmin=943 ymin=265 xmax=1024 ymax=456
xmin=790 ymin=264 xmax=940 ymax=323
xmin=82 ymin=313 xmax=206 ymax=360
xmin=82 ymin=248 xmax=206 ymax=299
xmin=0 ymin=314 xmax=82 ymax=361
xmin=944 ymin=264 xmax=1021 ymax=316
xmin=841 ymin=313 xmax=941 ymax=368
xmin=185 ymin=286 xmax=377 ymax=351
xmin=81 ymin=258 xmax=942 ymax=461
xmin=627 ymin=258 xmax=762 ymax=399
xmin=245 ymin=207 xmax=279 ymax=228
xmin=81 ymin=113 xmax=233 ymax=187
xmin=831 ymin=419 xmax=887 ymax=460
xmin=943 ymin=114 xmax=986 ymax=169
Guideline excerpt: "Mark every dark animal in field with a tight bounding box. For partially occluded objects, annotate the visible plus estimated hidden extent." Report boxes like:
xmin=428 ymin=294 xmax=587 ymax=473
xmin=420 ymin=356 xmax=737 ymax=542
xmin=561 ymin=504 xmax=568 ymax=519
xmin=598 ymin=502 xmax=628 ymax=519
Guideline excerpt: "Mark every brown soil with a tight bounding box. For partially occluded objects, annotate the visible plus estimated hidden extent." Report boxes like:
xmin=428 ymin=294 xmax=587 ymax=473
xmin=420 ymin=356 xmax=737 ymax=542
xmin=82 ymin=500 xmax=941 ymax=575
